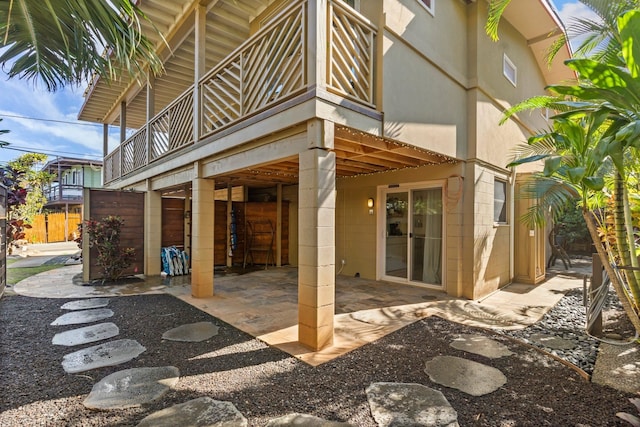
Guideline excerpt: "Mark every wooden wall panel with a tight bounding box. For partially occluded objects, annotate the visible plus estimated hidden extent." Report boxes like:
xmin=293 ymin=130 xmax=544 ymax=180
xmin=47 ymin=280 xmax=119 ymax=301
xmin=88 ymin=189 xmax=144 ymax=281
xmin=243 ymin=201 xmax=289 ymax=265
xmin=162 ymin=198 xmax=185 ymax=248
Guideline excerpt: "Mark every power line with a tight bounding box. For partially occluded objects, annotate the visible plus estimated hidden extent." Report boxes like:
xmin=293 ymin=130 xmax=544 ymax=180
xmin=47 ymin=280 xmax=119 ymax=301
xmin=0 ymin=113 xmax=108 ymax=128
xmin=0 ymin=145 xmax=102 ymax=159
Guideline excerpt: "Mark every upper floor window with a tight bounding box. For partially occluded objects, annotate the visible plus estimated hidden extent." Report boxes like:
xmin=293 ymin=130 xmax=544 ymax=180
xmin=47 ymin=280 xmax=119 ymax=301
xmin=494 ymin=178 xmax=507 ymax=224
xmin=417 ymin=0 xmax=434 ymax=15
xmin=503 ymin=54 xmax=517 ymax=87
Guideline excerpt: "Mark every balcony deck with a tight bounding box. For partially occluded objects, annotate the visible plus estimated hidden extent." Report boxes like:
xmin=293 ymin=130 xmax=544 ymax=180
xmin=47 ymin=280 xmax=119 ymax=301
xmin=104 ymin=1 xmax=378 ymax=186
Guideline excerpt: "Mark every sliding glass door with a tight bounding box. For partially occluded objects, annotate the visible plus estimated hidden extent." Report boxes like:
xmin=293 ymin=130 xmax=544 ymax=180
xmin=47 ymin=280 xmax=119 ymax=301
xmin=383 ymin=185 xmax=443 ymax=287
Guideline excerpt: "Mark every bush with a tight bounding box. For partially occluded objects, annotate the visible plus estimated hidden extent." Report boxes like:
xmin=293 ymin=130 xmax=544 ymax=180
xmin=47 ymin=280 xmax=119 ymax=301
xmin=84 ymin=216 xmax=135 ymax=283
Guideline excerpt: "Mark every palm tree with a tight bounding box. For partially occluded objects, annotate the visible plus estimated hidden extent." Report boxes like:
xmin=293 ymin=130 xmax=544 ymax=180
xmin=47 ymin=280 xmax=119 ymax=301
xmin=504 ymin=10 xmax=640 ymax=334
xmin=487 ymin=0 xmax=640 ymax=64
xmin=0 ymin=0 xmax=163 ymax=91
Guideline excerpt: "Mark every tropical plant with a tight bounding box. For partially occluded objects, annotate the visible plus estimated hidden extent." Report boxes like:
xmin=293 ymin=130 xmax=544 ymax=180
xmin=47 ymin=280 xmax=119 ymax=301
xmin=487 ymin=0 xmax=640 ymax=64
xmin=7 ymin=153 xmax=54 ymax=223
xmin=0 ymin=0 xmax=164 ymax=91
xmin=84 ymin=216 xmax=135 ymax=283
xmin=503 ymin=9 xmax=640 ymax=334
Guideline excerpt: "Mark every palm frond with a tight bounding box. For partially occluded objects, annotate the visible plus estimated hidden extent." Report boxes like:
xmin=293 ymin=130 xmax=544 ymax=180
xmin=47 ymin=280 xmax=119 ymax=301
xmin=0 ymin=0 xmax=164 ymax=91
xmin=485 ymin=0 xmax=512 ymax=42
xmin=516 ymin=175 xmax=579 ymax=227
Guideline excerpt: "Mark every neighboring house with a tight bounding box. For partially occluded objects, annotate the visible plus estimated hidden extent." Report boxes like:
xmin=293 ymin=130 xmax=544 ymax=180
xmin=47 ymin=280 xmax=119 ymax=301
xmin=42 ymin=157 xmax=103 ymax=214
xmin=39 ymin=157 xmax=103 ymax=242
xmin=77 ymin=0 xmax=573 ymax=350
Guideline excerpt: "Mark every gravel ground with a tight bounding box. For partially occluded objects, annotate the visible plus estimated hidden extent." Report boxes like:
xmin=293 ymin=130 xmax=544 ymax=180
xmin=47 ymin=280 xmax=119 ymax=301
xmin=0 ymin=294 xmax=637 ymax=426
xmin=499 ymin=287 xmax=635 ymax=374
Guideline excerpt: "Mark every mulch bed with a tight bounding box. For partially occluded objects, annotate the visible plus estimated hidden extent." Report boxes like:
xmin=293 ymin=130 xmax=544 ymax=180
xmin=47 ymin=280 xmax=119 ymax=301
xmin=0 ymin=294 xmax=636 ymax=426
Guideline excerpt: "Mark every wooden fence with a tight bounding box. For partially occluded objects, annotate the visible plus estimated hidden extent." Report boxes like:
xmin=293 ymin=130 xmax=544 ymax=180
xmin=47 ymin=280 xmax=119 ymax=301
xmin=24 ymin=212 xmax=82 ymax=244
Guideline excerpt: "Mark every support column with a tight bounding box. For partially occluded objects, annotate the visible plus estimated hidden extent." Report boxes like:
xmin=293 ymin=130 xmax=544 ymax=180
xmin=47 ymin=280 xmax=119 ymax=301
xmin=144 ymin=181 xmax=162 ymax=275
xmin=298 ymin=138 xmax=336 ymax=350
xmin=193 ymin=5 xmax=206 ymax=143
xmin=191 ymin=170 xmax=215 ymax=297
xmin=119 ymin=101 xmax=127 ymax=143
xmin=146 ymin=73 xmax=155 ymax=165
xmin=276 ymin=183 xmax=282 ymax=267
xmin=184 ymin=184 xmax=192 ymax=262
xmin=102 ymin=124 xmax=109 ymax=184
xmin=102 ymin=124 xmax=109 ymax=156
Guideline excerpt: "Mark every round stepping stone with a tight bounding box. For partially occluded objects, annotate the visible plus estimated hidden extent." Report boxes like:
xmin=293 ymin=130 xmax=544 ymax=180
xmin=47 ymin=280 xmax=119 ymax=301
xmin=162 ymin=321 xmax=219 ymax=342
xmin=365 ymin=382 xmax=459 ymax=427
xmin=84 ymin=366 xmax=179 ymax=410
xmin=52 ymin=322 xmax=119 ymax=346
xmin=530 ymin=333 xmax=576 ymax=350
xmin=51 ymin=308 xmax=114 ymax=326
xmin=62 ymin=339 xmax=146 ymax=373
xmin=266 ymin=413 xmax=352 ymax=426
xmin=61 ymin=298 xmax=110 ymax=310
xmin=449 ymin=334 xmax=514 ymax=359
xmin=424 ymin=356 xmax=506 ymax=396
xmin=136 ymin=397 xmax=247 ymax=426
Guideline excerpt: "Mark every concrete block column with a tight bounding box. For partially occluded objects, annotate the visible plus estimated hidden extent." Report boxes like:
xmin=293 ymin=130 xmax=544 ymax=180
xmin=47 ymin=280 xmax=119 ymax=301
xmin=144 ymin=188 xmax=162 ymax=275
xmin=298 ymin=146 xmax=336 ymax=350
xmin=191 ymin=177 xmax=215 ymax=297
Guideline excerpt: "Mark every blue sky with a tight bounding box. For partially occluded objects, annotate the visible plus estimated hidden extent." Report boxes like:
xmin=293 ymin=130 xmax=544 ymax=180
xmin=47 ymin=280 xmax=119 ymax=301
xmin=0 ymin=0 xmax=593 ymax=167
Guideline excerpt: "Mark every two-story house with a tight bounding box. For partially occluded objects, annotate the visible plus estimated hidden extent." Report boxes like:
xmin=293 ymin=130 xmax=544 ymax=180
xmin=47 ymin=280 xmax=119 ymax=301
xmin=43 ymin=157 xmax=103 ymax=214
xmin=78 ymin=0 xmax=572 ymax=350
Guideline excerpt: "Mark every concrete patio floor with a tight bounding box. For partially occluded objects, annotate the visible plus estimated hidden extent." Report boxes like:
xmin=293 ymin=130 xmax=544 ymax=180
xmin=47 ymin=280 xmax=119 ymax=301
xmin=13 ymin=261 xmax=589 ymax=366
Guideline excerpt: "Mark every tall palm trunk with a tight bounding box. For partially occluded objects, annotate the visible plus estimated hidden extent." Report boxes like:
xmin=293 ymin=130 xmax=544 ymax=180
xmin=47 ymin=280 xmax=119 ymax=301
xmin=614 ymin=173 xmax=640 ymax=305
xmin=583 ymin=210 xmax=640 ymax=335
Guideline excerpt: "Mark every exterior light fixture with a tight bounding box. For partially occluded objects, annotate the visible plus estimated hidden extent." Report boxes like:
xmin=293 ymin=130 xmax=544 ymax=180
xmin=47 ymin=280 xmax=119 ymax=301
xmin=367 ymin=197 xmax=374 ymax=208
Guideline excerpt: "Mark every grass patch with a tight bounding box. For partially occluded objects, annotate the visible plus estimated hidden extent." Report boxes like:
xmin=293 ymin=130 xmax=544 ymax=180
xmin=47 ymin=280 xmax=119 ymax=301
xmin=7 ymin=264 xmax=67 ymax=285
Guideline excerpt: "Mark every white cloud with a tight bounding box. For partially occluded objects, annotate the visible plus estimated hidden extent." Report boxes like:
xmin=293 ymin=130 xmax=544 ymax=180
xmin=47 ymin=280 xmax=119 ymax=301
xmin=0 ymin=75 xmax=108 ymax=163
xmin=555 ymin=1 xmax=603 ymax=51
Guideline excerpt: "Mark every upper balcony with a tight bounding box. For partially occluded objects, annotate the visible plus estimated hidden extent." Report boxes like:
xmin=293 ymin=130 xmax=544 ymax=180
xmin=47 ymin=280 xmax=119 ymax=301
xmin=81 ymin=0 xmax=379 ymax=185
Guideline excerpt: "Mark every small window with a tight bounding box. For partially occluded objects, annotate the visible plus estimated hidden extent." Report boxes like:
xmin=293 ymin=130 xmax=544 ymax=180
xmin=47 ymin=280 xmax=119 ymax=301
xmin=494 ymin=179 xmax=507 ymax=223
xmin=417 ymin=0 xmax=434 ymax=15
xmin=503 ymin=54 xmax=517 ymax=87
xmin=343 ymin=0 xmax=358 ymax=9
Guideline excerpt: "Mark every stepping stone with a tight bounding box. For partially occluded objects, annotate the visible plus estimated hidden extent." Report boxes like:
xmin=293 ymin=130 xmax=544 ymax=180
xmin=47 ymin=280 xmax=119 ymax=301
xmin=365 ymin=382 xmax=459 ymax=427
xmin=52 ymin=322 xmax=119 ymax=346
xmin=266 ymin=413 xmax=352 ymax=426
xmin=62 ymin=339 xmax=146 ymax=373
xmin=137 ymin=397 xmax=247 ymax=426
xmin=51 ymin=308 xmax=114 ymax=326
xmin=530 ymin=333 xmax=576 ymax=350
xmin=449 ymin=334 xmax=514 ymax=359
xmin=84 ymin=366 xmax=179 ymax=410
xmin=424 ymin=356 xmax=506 ymax=396
xmin=61 ymin=298 xmax=110 ymax=310
xmin=162 ymin=321 xmax=219 ymax=342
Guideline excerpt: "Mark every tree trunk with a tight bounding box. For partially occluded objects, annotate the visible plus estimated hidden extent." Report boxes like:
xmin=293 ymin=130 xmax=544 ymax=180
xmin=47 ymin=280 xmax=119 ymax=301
xmin=583 ymin=210 xmax=640 ymax=335
xmin=614 ymin=174 xmax=640 ymax=305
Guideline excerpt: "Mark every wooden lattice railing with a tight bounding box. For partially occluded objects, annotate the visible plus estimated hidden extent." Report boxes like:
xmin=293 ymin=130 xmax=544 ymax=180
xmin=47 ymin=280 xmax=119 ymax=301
xmin=328 ymin=1 xmax=376 ymax=106
xmin=200 ymin=1 xmax=306 ymax=137
xmin=104 ymin=0 xmax=377 ymax=185
xmin=150 ymin=89 xmax=194 ymax=161
xmin=104 ymin=147 xmax=121 ymax=183
xmin=121 ymin=127 xmax=147 ymax=175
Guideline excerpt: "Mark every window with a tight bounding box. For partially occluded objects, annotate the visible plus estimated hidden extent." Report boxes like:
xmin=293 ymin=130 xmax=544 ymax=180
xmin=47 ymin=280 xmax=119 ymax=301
xmin=503 ymin=54 xmax=517 ymax=86
xmin=494 ymin=179 xmax=507 ymax=223
xmin=417 ymin=0 xmax=434 ymax=15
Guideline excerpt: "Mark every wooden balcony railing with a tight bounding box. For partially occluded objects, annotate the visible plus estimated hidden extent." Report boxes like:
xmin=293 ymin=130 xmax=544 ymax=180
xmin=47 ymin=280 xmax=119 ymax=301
xmin=105 ymin=0 xmax=376 ymax=184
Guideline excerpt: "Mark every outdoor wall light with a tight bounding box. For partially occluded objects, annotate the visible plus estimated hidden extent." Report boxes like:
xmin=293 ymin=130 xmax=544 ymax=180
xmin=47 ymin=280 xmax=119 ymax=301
xmin=367 ymin=197 xmax=375 ymax=208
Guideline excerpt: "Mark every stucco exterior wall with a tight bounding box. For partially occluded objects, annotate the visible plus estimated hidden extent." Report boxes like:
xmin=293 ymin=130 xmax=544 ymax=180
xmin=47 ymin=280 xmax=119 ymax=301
xmin=381 ymin=0 xmax=468 ymax=159
xmin=334 ymin=162 xmax=464 ymax=297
